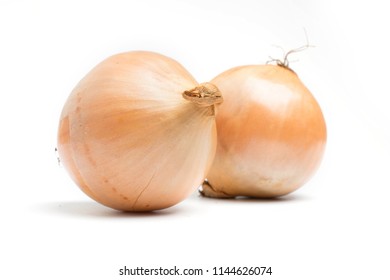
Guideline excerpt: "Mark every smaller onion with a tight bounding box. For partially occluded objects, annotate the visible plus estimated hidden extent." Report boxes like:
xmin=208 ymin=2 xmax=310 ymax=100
xmin=57 ymin=51 xmax=222 ymax=211
xmin=202 ymin=64 xmax=327 ymax=198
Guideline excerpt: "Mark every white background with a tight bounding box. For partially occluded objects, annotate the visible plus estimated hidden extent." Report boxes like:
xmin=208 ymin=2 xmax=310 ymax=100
xmin=1 ymin=0 xmax=389 ymax=279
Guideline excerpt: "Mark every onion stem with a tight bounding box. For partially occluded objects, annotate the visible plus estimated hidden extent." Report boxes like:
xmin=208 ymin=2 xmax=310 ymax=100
xmin=182 ymin=83 xmax=223 ymax=108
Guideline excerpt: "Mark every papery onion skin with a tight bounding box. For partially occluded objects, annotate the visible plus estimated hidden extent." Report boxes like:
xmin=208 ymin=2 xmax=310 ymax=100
xmin=57 ymin=51 xmax=222 ymax=211
xmin=202 ymin=64 xmax=326 ymax=198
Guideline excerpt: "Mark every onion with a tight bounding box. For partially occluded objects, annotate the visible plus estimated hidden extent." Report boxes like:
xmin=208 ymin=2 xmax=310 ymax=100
xmin=201 ymin=64 xmax=326 ymax=198
xmin=57 ymin=51 xmax=222 ymax=211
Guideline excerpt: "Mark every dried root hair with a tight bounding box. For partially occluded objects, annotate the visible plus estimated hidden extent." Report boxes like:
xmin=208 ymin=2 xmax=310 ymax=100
xmin=267 ymin=29 xmax=315 ymax=70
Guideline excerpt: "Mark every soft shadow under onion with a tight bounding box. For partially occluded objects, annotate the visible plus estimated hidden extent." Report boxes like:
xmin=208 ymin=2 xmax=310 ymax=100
xmin=36 ymin=200 xmax=186 ymax=218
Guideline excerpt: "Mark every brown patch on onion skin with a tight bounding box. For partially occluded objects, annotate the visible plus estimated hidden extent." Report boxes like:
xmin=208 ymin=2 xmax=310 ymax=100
xmin=200 ymin=180 xmax=233 ymax=198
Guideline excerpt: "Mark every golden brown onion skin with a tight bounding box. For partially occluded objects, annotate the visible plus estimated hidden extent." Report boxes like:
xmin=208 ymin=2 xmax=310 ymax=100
xmin=58 ymin=51 xmax=219 ymax=211
xmin=203 ymin=65 xmax=326 ymax=198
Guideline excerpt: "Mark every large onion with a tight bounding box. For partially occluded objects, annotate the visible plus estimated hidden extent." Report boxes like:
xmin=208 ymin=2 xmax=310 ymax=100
xmin=57 ymin=51 xmax=222 ymax=211
xmin=202 ymin=64 xmax=326 ymax=198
